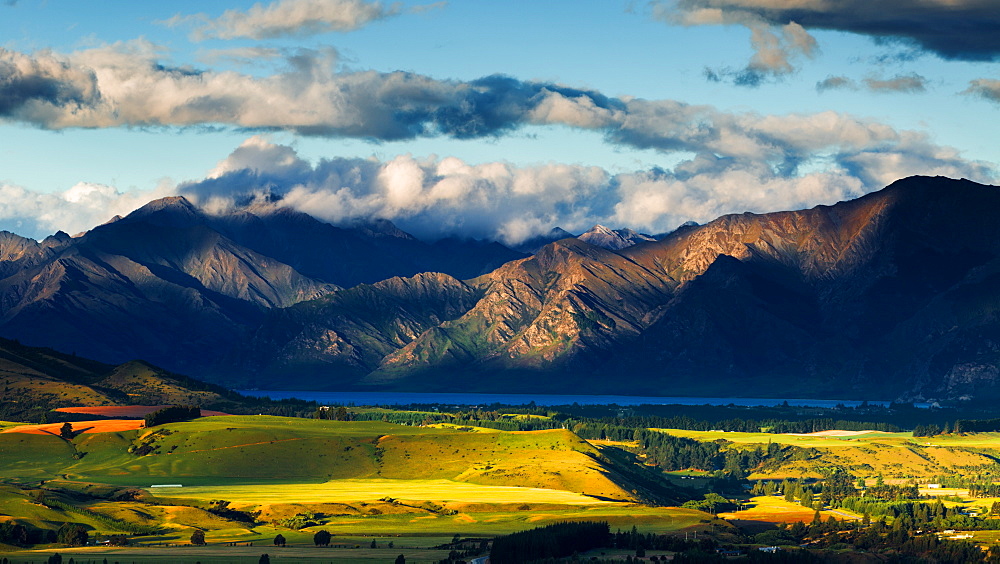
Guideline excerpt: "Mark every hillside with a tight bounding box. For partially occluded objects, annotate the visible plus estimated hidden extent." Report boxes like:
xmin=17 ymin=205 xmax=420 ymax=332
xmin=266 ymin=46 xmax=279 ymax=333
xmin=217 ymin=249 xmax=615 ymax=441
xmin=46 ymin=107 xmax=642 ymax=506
xmin=0 ymin=337 xmax=303 ymax=422
xmin=348 ymin=176 xmax=1000 ymax=401
xmin=0 ymin=197 xmax=524 ymax=373
xmin=0 ymin=416 xmax=679 ymax=505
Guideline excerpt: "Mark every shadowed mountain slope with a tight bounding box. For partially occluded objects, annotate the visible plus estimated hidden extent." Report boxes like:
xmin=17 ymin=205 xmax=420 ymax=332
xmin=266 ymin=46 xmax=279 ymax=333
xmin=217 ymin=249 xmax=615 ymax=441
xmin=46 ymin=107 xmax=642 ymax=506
xmin=0 ymin=197 xmax=523 ymax=373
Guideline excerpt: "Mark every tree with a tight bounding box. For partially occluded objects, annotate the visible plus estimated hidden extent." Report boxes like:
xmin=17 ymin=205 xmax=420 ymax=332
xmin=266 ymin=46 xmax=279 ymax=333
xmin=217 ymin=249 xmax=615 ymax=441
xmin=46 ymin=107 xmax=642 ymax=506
xmin=313 ymin=530 xmax=331 ymax=546
xmin=56 ymin=523 xmax=88 ymax=547
xmin=59 ymin=423 xmax=74 ymax=440
xmin=258 ymin=555 xmax=270 ymax=564
xmin=395 ymin=555 xmax=405 ymax=564
xmin=190 ymin=530 xmax=206 ymax=545
xmin=370 ymin=539 xmax=377 ymax=549
xmin=273 ymin=533 xmax=285 ymax=547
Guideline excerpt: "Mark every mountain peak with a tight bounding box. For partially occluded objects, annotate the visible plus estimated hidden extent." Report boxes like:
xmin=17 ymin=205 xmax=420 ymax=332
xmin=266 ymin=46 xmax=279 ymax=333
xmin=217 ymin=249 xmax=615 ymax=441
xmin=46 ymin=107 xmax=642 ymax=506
xmin=120 ymin=196 xmax=203 ymax=228
xmin=578 ymin=224 xmax=655 ymax=251
xmin=511 ymin=227 xmax=575 ymax=254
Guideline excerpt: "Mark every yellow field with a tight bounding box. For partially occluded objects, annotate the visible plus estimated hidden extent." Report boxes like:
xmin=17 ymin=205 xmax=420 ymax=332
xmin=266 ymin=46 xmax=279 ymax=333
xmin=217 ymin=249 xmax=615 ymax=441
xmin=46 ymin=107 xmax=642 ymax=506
xmin=147 ymin=478 xmax=615 ymax=505
xmin=654 ymin=428 xmax=910 ymax=447
xmin=654 ymin=429 xmax=1000 ymax=479
xmin=718 ymin=496 xmax=859 ymax=524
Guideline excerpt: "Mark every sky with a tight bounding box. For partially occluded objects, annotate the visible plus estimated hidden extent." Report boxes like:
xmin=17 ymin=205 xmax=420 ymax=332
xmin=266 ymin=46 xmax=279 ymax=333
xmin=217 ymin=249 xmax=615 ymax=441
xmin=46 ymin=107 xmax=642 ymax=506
xmin=1 ymin=0 xmax=999 ymax=243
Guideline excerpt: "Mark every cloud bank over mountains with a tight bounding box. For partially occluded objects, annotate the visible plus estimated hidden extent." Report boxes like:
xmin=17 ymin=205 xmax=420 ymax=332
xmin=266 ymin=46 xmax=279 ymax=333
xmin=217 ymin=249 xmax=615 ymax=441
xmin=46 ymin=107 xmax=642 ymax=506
xmin=0 ymin=132 xmax=989 ymax=245
xmin=0 ymin=0 xmax=995 ymax=244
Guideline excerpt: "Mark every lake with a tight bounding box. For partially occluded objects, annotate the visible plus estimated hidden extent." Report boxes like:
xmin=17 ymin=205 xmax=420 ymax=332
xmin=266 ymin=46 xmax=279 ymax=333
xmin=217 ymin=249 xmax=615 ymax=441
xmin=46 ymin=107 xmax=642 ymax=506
xmin=236 ymin=390 xmax=905 ymax=409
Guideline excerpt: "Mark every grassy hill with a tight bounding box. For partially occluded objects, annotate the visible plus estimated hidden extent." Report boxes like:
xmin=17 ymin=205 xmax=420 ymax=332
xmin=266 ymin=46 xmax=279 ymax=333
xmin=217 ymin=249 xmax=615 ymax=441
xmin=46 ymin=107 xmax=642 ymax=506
xmin=0 ymin=337 xmax=314 ymax=423
xmin=0 ymin=415 xmax=708 ymax=558
xmin=1 ymin=416 xmax=660 ymax=500
xmin=655 ymin=428 xmax=1000 ymax=480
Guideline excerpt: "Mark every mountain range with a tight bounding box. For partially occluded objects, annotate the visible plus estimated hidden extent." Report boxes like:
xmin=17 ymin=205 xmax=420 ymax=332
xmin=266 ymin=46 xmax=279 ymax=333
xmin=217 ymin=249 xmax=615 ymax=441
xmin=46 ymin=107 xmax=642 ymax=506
xmin=1 ymin=176 xmax=998 ymax=401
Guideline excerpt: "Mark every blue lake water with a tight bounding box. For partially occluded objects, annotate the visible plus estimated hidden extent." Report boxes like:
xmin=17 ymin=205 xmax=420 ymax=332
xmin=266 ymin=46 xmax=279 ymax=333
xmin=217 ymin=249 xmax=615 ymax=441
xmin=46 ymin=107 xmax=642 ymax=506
xmin=237 ymin=390 xmax=901 ymax=409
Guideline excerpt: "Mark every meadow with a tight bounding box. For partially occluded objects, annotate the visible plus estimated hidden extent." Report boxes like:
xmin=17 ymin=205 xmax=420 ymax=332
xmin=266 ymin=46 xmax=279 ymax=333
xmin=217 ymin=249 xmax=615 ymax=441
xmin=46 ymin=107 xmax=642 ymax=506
xmin=0 ymin=414 xmax=712 ymax=561
xmin=13 ymin=412 xmax=1000 ymax=560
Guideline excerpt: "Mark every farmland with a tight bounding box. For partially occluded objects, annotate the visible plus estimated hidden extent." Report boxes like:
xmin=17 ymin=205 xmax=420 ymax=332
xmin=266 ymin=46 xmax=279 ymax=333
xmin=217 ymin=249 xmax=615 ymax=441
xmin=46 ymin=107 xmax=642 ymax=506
xmin=0 ymin=413 xmax=712 ymax=562
xmin=11 ymin=406 xmax=1000 ymax=561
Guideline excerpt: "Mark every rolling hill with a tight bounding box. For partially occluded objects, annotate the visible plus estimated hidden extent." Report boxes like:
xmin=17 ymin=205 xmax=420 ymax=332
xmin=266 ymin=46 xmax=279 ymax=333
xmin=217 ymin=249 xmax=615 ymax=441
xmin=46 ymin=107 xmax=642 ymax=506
xmin=0 ymin=337 xmax=305 ymax=422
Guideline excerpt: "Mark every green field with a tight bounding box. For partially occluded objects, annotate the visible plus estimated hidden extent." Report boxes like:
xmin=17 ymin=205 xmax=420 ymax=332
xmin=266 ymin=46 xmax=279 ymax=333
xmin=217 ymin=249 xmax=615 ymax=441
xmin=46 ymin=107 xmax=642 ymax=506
xmin=0 ymin=416 xmax=635 ymax=498
xmin=0 ymin=414 xmax=710 ymax=564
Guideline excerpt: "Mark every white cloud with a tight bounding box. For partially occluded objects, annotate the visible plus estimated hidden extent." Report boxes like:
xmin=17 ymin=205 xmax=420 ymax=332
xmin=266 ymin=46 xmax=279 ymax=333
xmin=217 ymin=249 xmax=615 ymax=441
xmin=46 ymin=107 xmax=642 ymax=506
xmin=165 ymin=0 xmax=404 ymax=40
xmin=0 ymin=42 xmax=987 ymax=188
xmin=175 ymin=137 xmax=993 ymax=245
xmin=0 ymin=181 xmax=173 ymax=238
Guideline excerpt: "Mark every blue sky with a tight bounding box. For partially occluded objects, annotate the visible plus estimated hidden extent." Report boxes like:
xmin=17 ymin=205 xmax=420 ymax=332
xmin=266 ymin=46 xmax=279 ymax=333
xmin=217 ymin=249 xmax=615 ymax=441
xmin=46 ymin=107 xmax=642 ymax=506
xmin=1 ymin=0 xmax=998 ymax=242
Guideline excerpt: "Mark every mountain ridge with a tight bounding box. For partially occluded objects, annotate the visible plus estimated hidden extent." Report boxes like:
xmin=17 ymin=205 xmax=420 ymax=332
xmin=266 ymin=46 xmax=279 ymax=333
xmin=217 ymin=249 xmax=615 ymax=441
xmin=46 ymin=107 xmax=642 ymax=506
xmin=0 ymin=176 xmax=998 ymax=401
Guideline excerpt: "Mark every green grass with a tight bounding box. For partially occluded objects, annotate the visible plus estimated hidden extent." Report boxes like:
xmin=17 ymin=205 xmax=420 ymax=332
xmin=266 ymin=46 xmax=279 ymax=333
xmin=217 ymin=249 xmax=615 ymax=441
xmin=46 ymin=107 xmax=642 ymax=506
xmin=0 ymin=545 xmax=456 ymax=563
xmin=0 ymin=414 xmax=721 ymax=558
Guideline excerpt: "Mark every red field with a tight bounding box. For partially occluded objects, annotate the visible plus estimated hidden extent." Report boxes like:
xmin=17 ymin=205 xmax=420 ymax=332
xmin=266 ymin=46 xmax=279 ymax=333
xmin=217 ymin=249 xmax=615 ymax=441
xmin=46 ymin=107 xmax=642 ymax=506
xmin=55 ymin=405 xmax=230 ymax=418
xmin=1 ymin=419 xmax=145 ymax=435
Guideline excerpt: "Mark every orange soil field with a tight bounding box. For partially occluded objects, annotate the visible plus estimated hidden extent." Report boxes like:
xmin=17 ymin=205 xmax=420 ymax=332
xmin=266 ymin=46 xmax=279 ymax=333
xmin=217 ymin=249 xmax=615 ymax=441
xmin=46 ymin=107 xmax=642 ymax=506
xmin=1 ymin=419 xmax=144 ymax=435
xmin=55 ymin=405 xmax=230 ymax=418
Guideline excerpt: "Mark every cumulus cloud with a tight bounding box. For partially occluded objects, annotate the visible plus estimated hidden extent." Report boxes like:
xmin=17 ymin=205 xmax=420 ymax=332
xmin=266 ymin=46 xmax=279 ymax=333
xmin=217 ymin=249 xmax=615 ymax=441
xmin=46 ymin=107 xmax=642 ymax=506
xmin=0 ymin=41 xmax=993 ymax=240
xmin=164 ymin=0 xmax=405 ymax=40
xmin=163 ymin=136 xmax=992 ymax=245
xmin=0 ymin=181 xmax=173 ymax=239
xmin=652 ymin=0 xmax=1000 ymax=61
xmin=0 ymin=131 xmax=992 ymax=243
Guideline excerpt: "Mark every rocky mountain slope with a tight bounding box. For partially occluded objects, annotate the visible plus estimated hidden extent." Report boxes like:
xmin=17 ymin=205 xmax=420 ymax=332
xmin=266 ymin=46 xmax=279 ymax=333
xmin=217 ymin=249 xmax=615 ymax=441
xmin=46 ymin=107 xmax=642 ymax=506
xmin=229 ymin=176 xmax=1000 ymax=401
xmin=0 ymin=197 xmax=523 ymax=373
xmin=1 ymin=176 xmax=998 ymax=401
